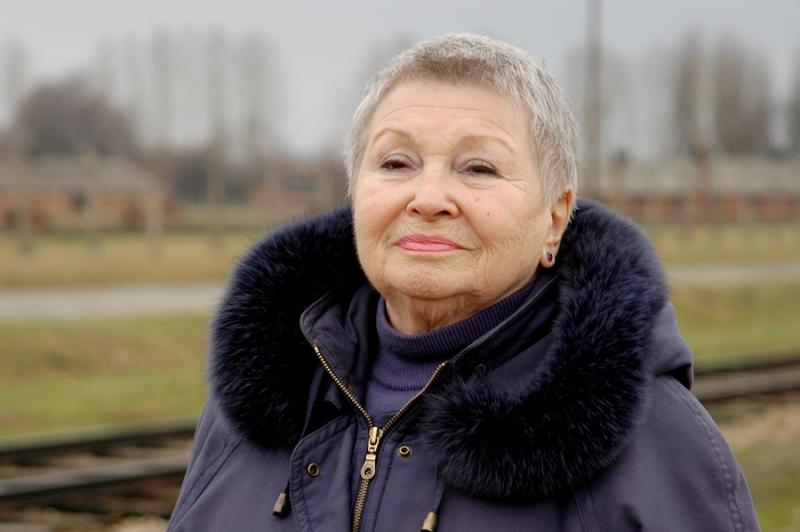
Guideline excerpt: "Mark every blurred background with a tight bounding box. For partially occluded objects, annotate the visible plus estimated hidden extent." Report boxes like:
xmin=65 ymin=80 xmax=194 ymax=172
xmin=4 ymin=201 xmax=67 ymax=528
xmin=0 ymin=0 xmax=798 ymax=530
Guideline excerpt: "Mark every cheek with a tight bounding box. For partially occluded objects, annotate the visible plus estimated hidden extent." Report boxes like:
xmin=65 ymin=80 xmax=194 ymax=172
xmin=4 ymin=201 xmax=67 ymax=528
xmin=353 ymin=185 xmax=396 ymax=275
xmin=353 ymin=177 xmax=410 ymax=241
xmin=478 ymin=200 xmax=539 ymax=246
xmin=354 ymin=200 xmax=387 ymax=246
xmin=473 ymin=198 xmax=548 ymax=273
xmin=353 ymin=183 xmax=380 ymax=232
xmin=353 ymin=214 xmax=380 ymax=286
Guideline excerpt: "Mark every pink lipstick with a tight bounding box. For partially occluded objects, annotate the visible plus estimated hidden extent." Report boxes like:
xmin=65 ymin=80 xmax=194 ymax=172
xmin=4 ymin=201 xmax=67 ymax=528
xmin=397 ymin=234 xmax=462 ymax=252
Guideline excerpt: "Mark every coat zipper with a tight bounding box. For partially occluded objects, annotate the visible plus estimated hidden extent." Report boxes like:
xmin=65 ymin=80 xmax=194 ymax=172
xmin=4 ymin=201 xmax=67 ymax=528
xmin=313 ymin=344 xmax=447 ymax=532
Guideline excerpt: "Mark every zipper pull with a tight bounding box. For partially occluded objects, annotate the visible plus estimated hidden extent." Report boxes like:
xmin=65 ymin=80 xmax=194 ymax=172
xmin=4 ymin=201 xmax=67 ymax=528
xmin=360 ymin=426 xmax=383 ymax=479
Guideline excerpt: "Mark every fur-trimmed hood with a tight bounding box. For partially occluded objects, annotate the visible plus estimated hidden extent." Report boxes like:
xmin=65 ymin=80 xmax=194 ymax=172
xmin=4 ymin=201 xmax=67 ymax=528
xmin=209 ymin=200 xmax=692 ymax=501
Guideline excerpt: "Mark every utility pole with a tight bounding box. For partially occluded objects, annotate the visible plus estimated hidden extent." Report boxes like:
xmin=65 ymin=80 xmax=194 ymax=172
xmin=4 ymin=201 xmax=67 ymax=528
xmin=585 ymin=0 xmax=603 ymax=197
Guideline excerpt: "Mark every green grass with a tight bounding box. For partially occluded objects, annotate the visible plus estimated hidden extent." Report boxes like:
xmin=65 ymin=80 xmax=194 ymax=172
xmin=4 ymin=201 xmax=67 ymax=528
xmin=644 ymin=222 xmax=800 ymax=265
xmin=671 ymin=282 xmax=800 ymax=368
xmin=0 ymin=313 xmax=209 ymax=437
xmin=0 ymin=231 xmax=260 ymax=287
xmin=0 ymin=370 xmax=204 ymax=437
xmin=1 ymin=313 xmax=209 ymax=378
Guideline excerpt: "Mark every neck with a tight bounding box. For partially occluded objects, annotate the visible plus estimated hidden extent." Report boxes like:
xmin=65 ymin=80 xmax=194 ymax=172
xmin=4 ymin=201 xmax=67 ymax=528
xmin=383 ymin=276 xmax=535 ymax=334
xmin=384 ymin=296 xmax=476 ymax=334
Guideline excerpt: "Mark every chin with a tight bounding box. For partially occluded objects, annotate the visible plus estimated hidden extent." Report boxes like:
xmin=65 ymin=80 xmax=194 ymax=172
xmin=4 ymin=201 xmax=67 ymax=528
xmin=386 ymin=268 xmax=470 ymax=301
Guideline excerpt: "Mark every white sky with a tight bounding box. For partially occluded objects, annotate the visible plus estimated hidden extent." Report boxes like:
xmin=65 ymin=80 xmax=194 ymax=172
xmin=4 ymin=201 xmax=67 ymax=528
xmin=1 ymin=0 xmax=799 ymax=154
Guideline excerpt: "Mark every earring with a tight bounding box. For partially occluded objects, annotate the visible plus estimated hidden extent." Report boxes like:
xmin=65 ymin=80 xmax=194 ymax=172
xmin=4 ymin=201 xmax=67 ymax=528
xmin=546 ymin=252 xmax=554 ymax=264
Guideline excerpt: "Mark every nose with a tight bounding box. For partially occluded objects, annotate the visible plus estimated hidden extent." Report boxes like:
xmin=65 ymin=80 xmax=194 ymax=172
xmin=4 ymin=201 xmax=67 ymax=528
xmin=406 ymin=166 xmax=459 ymax=221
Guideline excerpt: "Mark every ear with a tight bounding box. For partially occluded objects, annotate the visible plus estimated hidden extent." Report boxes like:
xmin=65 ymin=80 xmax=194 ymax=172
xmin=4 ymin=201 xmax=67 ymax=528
xmin=539 ymin=188 xmax=574 ymax=268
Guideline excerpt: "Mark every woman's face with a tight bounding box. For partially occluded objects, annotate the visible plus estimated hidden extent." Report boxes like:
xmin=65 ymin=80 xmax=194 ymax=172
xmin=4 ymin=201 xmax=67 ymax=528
xmin=353 ymin=79 xmax=566 ymax=320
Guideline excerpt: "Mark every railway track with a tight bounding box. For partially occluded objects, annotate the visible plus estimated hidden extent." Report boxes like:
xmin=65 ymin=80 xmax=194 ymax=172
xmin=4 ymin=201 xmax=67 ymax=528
xmin=693 ymin=355 xmax=800 ymax=403
xmin=1 ymin=356 xmax=799 ymax=518
xmin=0 ymin=418 xmax=195 ymax=519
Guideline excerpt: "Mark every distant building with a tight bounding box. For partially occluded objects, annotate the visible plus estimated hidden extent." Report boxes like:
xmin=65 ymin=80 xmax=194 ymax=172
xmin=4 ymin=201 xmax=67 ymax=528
xmin=0 ymin=155 xmax=171 ymax=231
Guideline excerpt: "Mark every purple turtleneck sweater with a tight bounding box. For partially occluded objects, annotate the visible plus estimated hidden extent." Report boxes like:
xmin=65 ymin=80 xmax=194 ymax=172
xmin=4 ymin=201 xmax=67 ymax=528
xmin=364 ymin=272 xmax=554 ymax=422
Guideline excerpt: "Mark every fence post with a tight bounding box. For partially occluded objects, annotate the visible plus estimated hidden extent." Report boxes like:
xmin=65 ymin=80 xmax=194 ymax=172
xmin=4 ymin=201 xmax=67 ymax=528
xmin=11 ymin=141 xmax=35 ymax=256
xmin=145 ymin=184 xmax=165 ymax=258
xmin=207 ymin=138 xmax=225 ymax=252
xmin=80 ymin=145 xmax=104 ymax=254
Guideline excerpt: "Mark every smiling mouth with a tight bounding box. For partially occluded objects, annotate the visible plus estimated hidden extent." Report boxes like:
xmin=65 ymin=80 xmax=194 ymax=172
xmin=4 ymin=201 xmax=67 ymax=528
xmin=396 ymin=234 xmax=463 ymax=252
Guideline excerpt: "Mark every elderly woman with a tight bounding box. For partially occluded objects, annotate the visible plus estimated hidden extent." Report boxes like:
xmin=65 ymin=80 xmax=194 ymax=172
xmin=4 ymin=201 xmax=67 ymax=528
xmin=168 ymin=34 xmax=759 ymax=531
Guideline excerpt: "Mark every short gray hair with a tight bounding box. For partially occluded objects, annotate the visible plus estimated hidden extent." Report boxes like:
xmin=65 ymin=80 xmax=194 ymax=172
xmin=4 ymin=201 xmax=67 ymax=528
xmin=343 ymin=33 xmax=578 ymax=205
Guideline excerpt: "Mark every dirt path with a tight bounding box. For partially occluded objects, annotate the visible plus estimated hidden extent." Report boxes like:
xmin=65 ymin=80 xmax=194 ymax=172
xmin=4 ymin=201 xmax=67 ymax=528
xmin=0 ymin=282 xmax=223 ymax=321
xmin=667 ymin=260 xmax=800 ymax=285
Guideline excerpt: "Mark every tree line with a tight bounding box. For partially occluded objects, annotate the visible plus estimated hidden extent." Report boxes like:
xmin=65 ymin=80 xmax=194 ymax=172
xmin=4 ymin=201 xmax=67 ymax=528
xmin=0 ymin=29 xmax=799 ymax=199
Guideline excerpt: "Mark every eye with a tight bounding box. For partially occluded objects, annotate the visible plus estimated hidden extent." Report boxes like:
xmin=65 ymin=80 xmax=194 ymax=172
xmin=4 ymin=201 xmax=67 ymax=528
xmin=465 ymin=160 xmax=498 ymax=176
xmin=380 ymin=155 xmax=412 ymax=171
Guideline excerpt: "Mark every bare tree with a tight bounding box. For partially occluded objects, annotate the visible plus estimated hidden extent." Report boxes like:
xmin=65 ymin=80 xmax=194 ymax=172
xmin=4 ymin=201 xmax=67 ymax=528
xmin=584 ymin=0 xmax=603 ymax=195
xmin=174 ymin=30 xmax=207 ymax=146
xmin=9 ymin=77 xmax=138 ymax=157
xmin=672 ymin=31 xmax=704 ymax=154
xmin=91 ymin=39 xmax=117 ymax=101
xmin=1 ymin=40 xmax=29 ymax=131
xmin=122 ymin=36 xmax=146 ymax=140
xmin=239 ymin=34 xmax=271 ymax=164
xmin=564 ymin=43 xmax=629 ymax=188
xmin=337 ymin=35 xmax=413 ymax=148
xmin=789 ymin=54 xmax=800 ymax=153
xmin=151 ymin=30 xmax=175 ymax=146
xmin=745 ymin=60 xmax=771 ymax=152
xmin=710 ymin=36 xmax=771 ymax=154
xmin=205 ymin=30 xmax=229 ymax=248
xmin=206 ymin=31 xmax=229 ymax=144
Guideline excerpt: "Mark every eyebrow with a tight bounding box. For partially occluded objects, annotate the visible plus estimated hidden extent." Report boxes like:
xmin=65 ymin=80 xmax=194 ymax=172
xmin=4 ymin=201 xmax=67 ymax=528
xmin=369 ymin=127 xmax=518 ymax=155
xmin=458 ymin=134 xmax=517 ymax=155
xmin=370 ymin=127 xmax=412 ymax=146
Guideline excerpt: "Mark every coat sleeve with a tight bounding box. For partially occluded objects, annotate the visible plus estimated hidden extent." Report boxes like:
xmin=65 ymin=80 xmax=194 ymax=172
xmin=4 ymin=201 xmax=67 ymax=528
xmin=167 ymin=398 xmax=240 ymax=530
xmin=586 ymin=375 xmax=760 ymax=532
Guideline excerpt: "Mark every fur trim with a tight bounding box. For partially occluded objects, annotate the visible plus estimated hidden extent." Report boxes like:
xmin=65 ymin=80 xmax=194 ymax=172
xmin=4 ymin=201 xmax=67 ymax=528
xmin=210 ymin=208 xmax=363 ymax=448
xmin=210 ymin=200 xmax=668 ymax=498
xmin=418 ymin=202 xmax=667 ymax=499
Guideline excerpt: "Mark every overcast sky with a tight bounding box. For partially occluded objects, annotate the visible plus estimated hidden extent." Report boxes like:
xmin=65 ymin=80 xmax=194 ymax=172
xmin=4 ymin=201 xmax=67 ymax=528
xmin=2 ymin=0 xmax=799 ymax=154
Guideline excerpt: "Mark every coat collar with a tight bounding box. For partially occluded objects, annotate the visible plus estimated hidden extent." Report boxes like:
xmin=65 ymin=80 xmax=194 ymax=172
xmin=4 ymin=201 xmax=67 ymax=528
xmin=210 ymin=200 xmax=683 ymax=500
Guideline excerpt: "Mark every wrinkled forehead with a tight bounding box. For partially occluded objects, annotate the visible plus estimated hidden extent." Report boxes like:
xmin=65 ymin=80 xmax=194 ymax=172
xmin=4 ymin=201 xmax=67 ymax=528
xmin=369 ymin=76 xmax=530 ymax=133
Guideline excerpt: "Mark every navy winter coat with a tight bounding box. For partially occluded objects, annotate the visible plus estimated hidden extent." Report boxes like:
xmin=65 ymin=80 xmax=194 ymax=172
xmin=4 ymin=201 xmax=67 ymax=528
xmin=168 ymin=201 xmax=760 ymax=531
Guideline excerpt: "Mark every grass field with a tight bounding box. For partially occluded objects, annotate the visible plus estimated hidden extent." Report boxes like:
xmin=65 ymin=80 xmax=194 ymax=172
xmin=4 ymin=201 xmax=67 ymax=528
xmin=671 ymin=282 xmax=800 ymax=367
xmin=0 ymin=231 xmax=260 ymax=287
xmin=1 ymin=220 xmax=799 ymax=286
xmin=644 ymin=221 xmax=800 ymax=265
xmin=0 ymin=313 xmax=208 ymax=437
